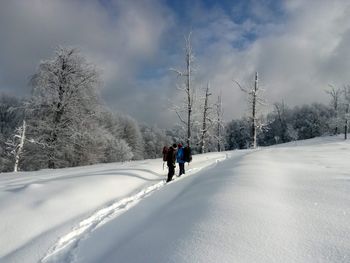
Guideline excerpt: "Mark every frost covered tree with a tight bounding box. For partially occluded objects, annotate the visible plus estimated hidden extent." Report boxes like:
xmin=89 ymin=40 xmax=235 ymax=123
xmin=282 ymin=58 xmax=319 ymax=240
xmin=118 ymin=115 xmax=144 ymax=160
xmin=214 ymin=93 xmax=225 ymax=152
xmin=0 ymin=133 xmax=9 ymax=171
xmin=342 ymin=85 xmax=350 ymax=140
xmin=286 ymin=124 xmax=298 ymax=142
xmin=6 ymin=120 xmax=26 ymax=172
xmin=292 ymin=103 xmax=332 ymax=140
xmin=199 ymin=83 xmax=212 ymax=153
xmin=325 ymin=85 xmax=342 ymax=135
xmin=0 ymin=94 xmax=24 ymax=172
xmin=225 ymin=117 xmax=251 ymax=149
xmin=104 ymin=138 xmax=133 ymax=162
xmin=259 ymin=103 xmax=332 ymax=146
xmin=272 ymin=102 xmax=288 ymax=142
xmin=171 ymin=33 xmax=195 ymax=147
xmin=259 ymin=102 xmax=295 ymax=146
xmin=141 ymin=125 xmax=170 ymax=159
xmin=0 ymin=95 xmax=23 ymax=136
xmin=235 ymin=72 xmax=266 ymax=148
xmin=98 ymin=110 xmax=127 ymax=162
xmin=26 ymin=47 xmax=101 ymax=169
xmin=166 ymin=124 xmax=187 ymax=149
xmin=263 ymin=102 xmax=290 ymax=144
xmin=227 ymin=101 xmax=334 ymax=148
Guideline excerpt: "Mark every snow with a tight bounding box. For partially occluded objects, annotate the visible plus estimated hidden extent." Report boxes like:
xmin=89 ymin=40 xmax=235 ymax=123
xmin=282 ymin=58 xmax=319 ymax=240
xmin=0 ymin=152 xmax=227 ymax=263
xmin=1 ymin=136 xmax=350 ymax=263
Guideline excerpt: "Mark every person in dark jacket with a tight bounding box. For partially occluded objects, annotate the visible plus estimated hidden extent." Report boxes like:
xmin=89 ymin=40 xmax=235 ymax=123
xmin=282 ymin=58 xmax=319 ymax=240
xmin=166 ymin=143 xmax=177 ymax=183
xmin=176 ymin=143 xmax=185 ymax=176
xmin=184 ymin=144 xmax=192 ymax=163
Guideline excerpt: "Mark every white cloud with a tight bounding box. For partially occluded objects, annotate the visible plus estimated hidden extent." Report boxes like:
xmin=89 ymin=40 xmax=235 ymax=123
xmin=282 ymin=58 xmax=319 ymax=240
xmin=0 ymin=0 xmax=172 ymax=97
xmin=192 ymin=0 xmax=350 ymax=120
xmin=2 ymin=0 xmax=350 ymax=127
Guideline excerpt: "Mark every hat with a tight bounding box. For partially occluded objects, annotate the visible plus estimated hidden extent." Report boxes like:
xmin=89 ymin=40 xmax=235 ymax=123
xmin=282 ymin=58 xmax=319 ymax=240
xmin=172 ymin=143 xmax=177 ymax=148
xmin=178 ymin=143 xmax=182 ymax=148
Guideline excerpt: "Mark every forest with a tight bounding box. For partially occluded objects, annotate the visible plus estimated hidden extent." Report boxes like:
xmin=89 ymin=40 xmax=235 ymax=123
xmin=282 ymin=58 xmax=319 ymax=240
xmin=0 ymin=45 xmax=348 ymax=173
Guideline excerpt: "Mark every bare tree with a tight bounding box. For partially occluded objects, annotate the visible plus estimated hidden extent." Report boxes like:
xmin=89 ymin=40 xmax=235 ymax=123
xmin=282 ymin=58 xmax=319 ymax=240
xmin=5 ymin=118 xmax=46 ymax=171
xmin=235 ymin=72 xmax=266 ymax=148
xmin=199 ymin=83 xmax=212 ymax=153
xmin=170 ymin=33 xmax=195 ymax=147
xmin=0 ymin=94 xmax=23 ymax=172
xmin=325 ymin=85 xmax=342 ymax=135
xmin=215 ymin=93 xmax=224 ymax=152
xmin=13 ymin=120 xmax=26 ymax=172
xmin=342 ymin=85 xmax=350 ymax=140
xmin=6 ymin=120 xmax=26 ymax=172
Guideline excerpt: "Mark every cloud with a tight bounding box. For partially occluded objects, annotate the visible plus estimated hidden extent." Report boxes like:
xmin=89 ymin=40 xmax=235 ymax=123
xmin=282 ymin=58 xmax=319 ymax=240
xmin=190 ymin=0 xmax=350 ymax=119
xmin=2 ymin=0 xmax=350 ymax=128
xmin=0 ymin=0 xmax=172 ymax=111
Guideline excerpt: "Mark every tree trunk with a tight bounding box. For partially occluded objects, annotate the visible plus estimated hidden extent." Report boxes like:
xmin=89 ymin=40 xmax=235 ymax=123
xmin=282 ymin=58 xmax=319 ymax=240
xmin=216 ymin=95 xmax=222 ymax=152
xmin=200 ymin=84 xmax=211 ymax=154
xmin=251 ymin=72 xmax=258 ymax=148
xmin=172 ymin=33 xmax=194 ymax=147
xmin=14 ymin=120 xmax=26 ymax=172
xmin=345 ymin=104 xmax=349 ymax=140
xmin=48 ymin=61 xmax=67 ymax=168
xmin=345 ymin=120 xmax=348 ymax=140
xmin=186 ymin=48 xmax=191 ymax=147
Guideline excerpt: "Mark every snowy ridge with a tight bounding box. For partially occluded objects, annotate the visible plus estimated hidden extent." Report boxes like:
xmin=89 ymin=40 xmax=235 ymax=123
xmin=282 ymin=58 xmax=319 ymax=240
xmin=2 ymin=139 xmax=350 ymax=262
xmin=0 ymin=152 xmax=228 ymax=263
xmin=67 ymin=139 xmax=350 ymax=263
xmin=40 ymin=181 xmax=165 ymax=263
xmin=40 ymin=163 xmax=218 ymax=263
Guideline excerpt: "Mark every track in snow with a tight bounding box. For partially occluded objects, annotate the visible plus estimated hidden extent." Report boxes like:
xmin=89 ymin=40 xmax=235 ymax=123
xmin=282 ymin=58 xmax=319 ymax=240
xmin=40 ymin=167 xmax=202 ymax=263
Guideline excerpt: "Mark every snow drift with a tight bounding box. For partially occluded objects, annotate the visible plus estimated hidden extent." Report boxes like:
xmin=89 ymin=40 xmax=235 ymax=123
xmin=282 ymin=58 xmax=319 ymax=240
xmin=1 ymin=136 xmax=350 ymax=263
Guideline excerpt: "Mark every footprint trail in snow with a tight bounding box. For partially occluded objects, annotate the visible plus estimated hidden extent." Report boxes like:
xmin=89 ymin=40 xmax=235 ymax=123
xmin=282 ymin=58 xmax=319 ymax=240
xmin=40 ymin=180 xmax=166 ymax=262
xmin=41 ymin=167 xmax=201 ymax=263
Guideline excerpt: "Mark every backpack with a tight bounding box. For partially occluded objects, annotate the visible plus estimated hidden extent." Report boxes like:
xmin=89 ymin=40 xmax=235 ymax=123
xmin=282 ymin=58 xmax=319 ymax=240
xmin=162 ymin=146 xmax=168 ymax=162
xmin=166 ymin=147 xmax=175 ymax=164
xmin=183 ymin=146 xmax=192 ymax=163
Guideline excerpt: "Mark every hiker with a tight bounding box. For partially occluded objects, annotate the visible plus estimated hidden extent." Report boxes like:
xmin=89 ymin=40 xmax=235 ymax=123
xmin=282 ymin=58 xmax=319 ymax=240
xmin=162 ymin=146 xmax=168 ymax=170
xmin=166 ymin=143 xmax=177 ymax=183
xmin=176 ymin=143 xmax=185 ymax=176
xmin=184 ymin=144 xmax=192 ymax=164
xmin=162 ymin=146 xmax=168 ymax=162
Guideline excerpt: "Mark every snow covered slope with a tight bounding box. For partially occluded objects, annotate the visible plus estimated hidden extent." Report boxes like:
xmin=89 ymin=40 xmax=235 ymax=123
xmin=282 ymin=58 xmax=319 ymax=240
xmin=46 ymin=136 xmax=350 ymax=263
xmin=0 ymin=152 xmax=229 ymax=263
xmin=2 ymin=136 xmax=350 ymax=263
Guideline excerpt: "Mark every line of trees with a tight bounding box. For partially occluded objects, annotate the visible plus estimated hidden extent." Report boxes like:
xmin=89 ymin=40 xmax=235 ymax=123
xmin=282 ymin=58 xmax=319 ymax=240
xmin=225 ymin=99 xmax=348 ymax=150
xmin=168 ymin=35 xmax=350 ymax=152
xmin=0 ymin=47 xmax=170 ymax=172
xmin=170 ymin=33 xmax=225 ymax=154
xmin=1 ymin=38 xmax=350 ymax=173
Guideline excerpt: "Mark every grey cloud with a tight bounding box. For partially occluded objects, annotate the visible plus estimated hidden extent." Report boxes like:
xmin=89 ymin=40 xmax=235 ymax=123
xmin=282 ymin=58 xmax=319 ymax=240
xmin=2 ymin=0 xmax=350 ymax=128
xmin=191 ymin=0 xmax=350 ymax=120
xmin=0 ymin=0 xmax=173 ymax=119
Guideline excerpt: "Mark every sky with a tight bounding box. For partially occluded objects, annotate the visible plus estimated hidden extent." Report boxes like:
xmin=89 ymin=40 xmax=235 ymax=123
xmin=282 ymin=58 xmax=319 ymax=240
xmin=1 ymin=0 xmax=350 ymax=128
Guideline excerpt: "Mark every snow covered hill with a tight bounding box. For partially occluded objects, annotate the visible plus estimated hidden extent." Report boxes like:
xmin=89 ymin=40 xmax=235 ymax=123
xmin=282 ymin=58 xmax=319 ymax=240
xmin=1 ymin=136 xmax=350 ymax=263
xmin=0 ymin=151 xmax=230 ymax=263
